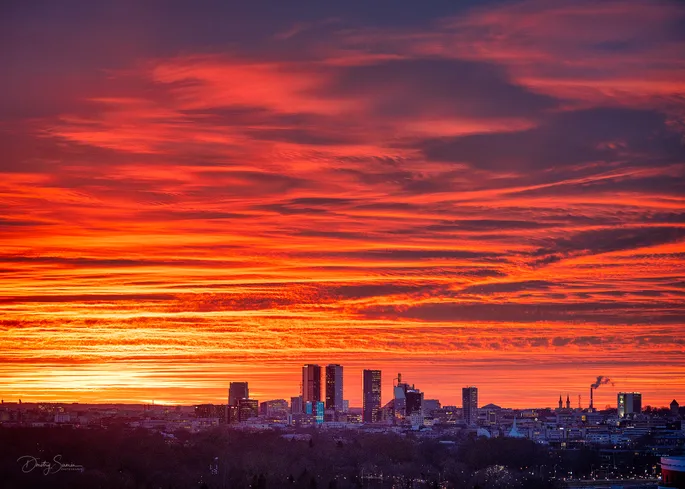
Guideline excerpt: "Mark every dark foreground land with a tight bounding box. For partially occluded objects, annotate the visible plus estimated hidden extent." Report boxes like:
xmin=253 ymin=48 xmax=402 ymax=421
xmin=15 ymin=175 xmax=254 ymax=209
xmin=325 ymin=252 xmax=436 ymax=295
xmin=0 ymin=427 xmax=658 ymax=489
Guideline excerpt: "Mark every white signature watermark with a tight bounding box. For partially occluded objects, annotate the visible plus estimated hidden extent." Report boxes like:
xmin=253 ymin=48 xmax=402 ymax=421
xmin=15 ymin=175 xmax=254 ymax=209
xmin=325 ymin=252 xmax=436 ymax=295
xmin=17 ymin=455 xmax=84 ymax=475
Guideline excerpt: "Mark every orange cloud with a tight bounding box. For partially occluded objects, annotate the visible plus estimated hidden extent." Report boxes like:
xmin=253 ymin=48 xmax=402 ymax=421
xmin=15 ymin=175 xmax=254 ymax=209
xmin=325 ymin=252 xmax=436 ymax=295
xmin=1 ymin=0 xmax=683 ymax=408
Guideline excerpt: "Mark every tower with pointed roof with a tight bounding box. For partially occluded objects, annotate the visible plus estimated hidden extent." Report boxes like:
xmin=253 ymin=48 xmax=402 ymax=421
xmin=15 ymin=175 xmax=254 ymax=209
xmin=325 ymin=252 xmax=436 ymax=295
xmin=507 ymin=417 xmax=525 ymax=438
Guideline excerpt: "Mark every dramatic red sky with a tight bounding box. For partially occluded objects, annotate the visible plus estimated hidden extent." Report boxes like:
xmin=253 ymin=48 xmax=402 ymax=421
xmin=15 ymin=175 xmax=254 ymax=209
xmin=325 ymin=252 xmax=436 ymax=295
xmin=1 ymin=0 xmax=684 ymax=409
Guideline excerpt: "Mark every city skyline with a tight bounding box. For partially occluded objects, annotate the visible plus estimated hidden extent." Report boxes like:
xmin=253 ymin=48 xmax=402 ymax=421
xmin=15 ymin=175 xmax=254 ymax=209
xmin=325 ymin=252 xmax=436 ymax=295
xmin=4 ymin=366 xmax=674 ymax=412
xmin=1 ymin=0 xmax=684 ymax=409
xmin=1 ymin=358 xmax=678 ymax=409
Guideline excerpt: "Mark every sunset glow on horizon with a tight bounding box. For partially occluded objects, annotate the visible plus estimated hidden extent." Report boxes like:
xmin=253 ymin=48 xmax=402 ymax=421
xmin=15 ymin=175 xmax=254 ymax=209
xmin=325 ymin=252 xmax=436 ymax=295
xmin=1 ymin=0 xmax=684 ymax=409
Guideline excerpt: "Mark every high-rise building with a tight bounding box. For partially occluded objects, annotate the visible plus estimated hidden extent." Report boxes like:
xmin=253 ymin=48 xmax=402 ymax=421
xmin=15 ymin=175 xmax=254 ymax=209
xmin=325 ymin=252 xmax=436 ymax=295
xmin=394 ymin=384 xmax=407 ymax=420
xmin=405 ymin=389 xmax=423 ymax=416
xmin=618 ymin=392 xmax=642 ymax=418
xmin=228 ymin=382 xmax=249 ymax=406
xmin=393 ymin=373 xmax=407 ymax=420
xmin=291 ymin=396 xmax=303 ymax=415
xmin=325 ymin=364 xmax=344 ymax=411
xmin=302 ymin=364 xmax=322 ymax=403
xmin=237 ymin=398 xmax=259 ymax=422
xmin=393 ymin=372 xmax=424 ymax=421
xmin=363 ymin=369 xmax=382 ymax=423
xmin=462 ymin=386 xmax=478 ymax=426
xmin=406 ymin=388 xmax=424 ymax=426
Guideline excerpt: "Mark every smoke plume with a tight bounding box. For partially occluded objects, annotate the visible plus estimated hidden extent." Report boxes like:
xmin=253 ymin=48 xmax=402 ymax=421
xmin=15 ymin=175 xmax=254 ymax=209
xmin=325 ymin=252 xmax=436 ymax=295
xmin=590 ymin=375 xmax=613 ymax=389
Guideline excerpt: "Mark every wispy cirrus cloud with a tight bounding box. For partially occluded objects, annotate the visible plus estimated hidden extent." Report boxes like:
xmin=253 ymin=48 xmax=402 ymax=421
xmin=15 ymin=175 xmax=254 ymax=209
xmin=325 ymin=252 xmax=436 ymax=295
xmin=0 ymin=0 xmax=683 ymax=407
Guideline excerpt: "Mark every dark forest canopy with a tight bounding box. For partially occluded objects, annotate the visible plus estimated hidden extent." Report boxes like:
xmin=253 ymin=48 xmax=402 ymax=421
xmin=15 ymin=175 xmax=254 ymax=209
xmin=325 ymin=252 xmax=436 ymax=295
xmin=0 ymin=426 xmax=572 ymax=489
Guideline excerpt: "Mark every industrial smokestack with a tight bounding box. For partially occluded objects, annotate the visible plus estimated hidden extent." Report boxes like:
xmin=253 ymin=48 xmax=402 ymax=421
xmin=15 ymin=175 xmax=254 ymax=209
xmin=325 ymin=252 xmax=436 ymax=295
xmin=589 ymin=376 xmax=613 ymax=411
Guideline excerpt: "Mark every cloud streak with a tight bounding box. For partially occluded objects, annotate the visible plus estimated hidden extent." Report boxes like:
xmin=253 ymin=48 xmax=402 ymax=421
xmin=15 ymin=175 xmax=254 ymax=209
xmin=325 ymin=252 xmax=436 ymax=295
xmin=0 ymin=0 xmax=683 ymax=407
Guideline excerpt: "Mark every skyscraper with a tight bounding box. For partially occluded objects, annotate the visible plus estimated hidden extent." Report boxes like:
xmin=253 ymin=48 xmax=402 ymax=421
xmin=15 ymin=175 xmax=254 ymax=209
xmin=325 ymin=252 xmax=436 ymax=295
xmin=405 ymin=388 xmax=423 ymax=416
xmin=462 ymin=386 xmax=478 ymax=426
xmin=392 ymin=372 xmax=424 ymax=421
xmin=363 ymin=369 xmax=382 ymax=423
xmin=618 ymin=392 xmax=642 ymax=418
xmin=325 ymin=364 xmax=344 ymax=411
xmin=228 ymin=382 xmax=249 ymax=406
xmin=394 ymin=380 xmax=407 ymax=421
xmin=302 ymin=364 xmax=322 ymax=403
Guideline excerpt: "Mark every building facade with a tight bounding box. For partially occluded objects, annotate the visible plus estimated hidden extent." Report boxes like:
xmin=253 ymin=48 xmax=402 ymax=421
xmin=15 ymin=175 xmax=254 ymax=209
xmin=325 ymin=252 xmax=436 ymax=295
xmin=260 ymin=399 xmax=288 ymax=418
xmin=302 ymin=364 xmax=322 ymax=403
xmin=462 ymin=386 xmax=478 ymax=426
xmin=325 ymin=364 xmax=344 ymax=411
xmin=194 ymin=404 xmax=225 ymax=420
xmin=405 ymin=389 xmax=423 ymax=416
xmin=363 ymin=369 xmax=382 ymax=422
xmin=305 ymin=400 xmax=325 ymax=424
xmin=423 ymin=399 xmax=440 ymax=415
xmin=618 ymin=392 xmax=642 ymax=418
xmin=659 ymin=456 xmax=685 ymax=489
xmin=228 ymin=382 xmax=249 ymax=406
xmin=237 ymin=398 xmax=259 ymax=422
xmin=290 ymin=396 xmax=303 ymax=415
